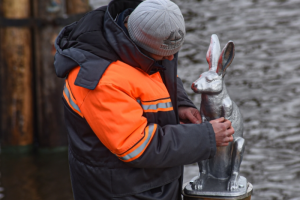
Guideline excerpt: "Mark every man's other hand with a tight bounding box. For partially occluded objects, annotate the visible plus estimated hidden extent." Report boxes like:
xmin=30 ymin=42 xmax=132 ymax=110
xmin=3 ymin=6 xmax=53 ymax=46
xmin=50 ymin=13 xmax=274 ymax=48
xmin=178 ymin=106 xmax=202 ymax=124
xmin=210 ymin=117 xmax=234 ymax=147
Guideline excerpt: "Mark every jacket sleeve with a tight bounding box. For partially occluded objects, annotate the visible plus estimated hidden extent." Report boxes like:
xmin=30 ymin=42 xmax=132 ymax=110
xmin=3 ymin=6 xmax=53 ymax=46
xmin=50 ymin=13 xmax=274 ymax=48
xmin=80 ymin=83 xmax=216 ymax=168
xmin=128 ymin=122 xmax=216 ymax=168
xmin=177 ymin=77 xmax=197 ymax=108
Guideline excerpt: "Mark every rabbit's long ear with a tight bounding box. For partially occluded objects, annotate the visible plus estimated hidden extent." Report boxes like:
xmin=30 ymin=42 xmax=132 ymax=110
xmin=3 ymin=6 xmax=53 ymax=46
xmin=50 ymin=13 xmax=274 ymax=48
xmin=217 ymin=41 xmax=235 ymax=76
xmin=206 ymin=34 xmax=220 ymax=70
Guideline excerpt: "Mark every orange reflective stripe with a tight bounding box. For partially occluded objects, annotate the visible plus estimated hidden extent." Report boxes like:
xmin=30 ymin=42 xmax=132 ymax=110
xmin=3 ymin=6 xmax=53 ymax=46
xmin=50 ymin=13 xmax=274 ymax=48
xmin=117 ymin=124 xmax=157 ymax=162
xmin=63 ymin=80 xmax=83 ymax=117
xmin=141 ymin=98 xmax=173 ymax=113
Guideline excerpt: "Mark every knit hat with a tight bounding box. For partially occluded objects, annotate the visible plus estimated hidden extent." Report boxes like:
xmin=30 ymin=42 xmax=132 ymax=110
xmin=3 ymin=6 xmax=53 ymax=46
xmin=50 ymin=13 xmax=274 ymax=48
xmin=127 ymin=0 xmax=185 ymax=57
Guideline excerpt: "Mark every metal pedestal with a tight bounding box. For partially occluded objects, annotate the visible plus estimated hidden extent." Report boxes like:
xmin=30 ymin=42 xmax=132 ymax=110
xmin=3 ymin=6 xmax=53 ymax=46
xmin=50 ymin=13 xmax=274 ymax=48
xmin=182 ymin=181 xmax=253 ymax=200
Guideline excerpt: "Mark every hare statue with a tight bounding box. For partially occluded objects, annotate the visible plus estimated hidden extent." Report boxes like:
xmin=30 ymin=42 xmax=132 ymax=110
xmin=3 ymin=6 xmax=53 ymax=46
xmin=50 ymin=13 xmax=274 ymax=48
xmin=184 ymin=34 xmax=247 ymax=197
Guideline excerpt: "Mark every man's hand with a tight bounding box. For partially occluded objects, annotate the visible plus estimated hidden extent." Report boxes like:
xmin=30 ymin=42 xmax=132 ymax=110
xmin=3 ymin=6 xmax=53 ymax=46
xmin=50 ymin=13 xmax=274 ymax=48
xmin=178 ymin=106 xmax=202 ymax=124
xmin=210 ymin=117 xmax=234 ymax=147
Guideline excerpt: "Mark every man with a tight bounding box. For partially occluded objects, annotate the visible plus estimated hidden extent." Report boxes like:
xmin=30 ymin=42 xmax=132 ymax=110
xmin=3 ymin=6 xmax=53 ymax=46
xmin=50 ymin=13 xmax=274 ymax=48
xmin=54 ymin=0 xmax=234 ymax=199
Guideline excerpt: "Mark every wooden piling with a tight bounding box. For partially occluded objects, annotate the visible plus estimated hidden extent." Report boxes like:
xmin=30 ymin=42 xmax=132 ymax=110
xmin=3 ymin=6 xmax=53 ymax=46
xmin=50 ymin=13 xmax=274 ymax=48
xmin=32 ymin=0 xmax=67 ymax=149
xmin=67 ymin=0 xmax=90 ymax=15
xmin=33 ymin=0 xmax=90 ymax=149
xmin=0 ymin=0 xmax=34 ymax=149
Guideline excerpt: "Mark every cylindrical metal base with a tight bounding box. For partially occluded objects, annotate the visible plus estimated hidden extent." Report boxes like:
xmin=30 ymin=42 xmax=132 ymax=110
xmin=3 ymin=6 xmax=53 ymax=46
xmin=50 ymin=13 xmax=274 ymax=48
xmin=183 ymin=182 xmax=253 ymax=200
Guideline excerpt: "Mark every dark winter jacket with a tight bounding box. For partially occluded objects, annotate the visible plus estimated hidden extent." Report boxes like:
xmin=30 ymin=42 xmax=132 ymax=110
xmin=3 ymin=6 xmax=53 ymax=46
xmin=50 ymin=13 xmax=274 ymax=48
xmin=54 ymin=0 xmax=216 ymax=199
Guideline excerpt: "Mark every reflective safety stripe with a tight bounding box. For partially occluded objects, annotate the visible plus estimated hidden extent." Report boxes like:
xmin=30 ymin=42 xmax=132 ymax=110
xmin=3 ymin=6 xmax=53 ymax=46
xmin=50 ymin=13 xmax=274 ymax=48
xmin=63 ymin=81 xmax=83 ymax=117
xmin=140 ymin=98 xmax=173 ymax=113
xmin=142 ymin=102 xmax=173 ymax=111
xmin=118 ymin=124 xmax=156 ymax=162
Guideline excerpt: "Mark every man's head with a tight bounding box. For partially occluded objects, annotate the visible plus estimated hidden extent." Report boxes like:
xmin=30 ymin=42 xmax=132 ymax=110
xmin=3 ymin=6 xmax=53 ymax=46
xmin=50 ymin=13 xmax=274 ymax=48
xmin=127 ymin=0 xmax=185 ymax=60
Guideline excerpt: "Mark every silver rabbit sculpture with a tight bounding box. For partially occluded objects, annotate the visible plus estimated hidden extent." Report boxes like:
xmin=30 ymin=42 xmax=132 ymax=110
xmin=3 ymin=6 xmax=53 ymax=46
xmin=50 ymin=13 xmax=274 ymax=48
xmin=189 ymin=34 xmax=246 ymax=195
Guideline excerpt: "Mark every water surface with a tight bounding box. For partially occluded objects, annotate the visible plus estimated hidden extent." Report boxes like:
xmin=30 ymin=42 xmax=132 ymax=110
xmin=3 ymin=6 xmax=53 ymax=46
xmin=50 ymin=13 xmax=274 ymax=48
xmin=177 ymin=0 xmax=300 ymax=199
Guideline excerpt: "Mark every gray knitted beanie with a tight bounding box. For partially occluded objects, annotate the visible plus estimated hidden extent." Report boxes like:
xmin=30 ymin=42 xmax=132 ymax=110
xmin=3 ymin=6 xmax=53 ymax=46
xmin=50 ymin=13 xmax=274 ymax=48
xmin=128 ymin=0 xmax=185 ymax=57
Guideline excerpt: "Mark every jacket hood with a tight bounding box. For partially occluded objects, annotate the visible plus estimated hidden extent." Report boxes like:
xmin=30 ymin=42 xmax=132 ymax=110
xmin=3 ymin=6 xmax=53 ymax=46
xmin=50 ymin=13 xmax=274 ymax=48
xmin=103 ymin=0 xmax=155 ymax=73
xmin=54 ymin=0 xmax=157 ymax=81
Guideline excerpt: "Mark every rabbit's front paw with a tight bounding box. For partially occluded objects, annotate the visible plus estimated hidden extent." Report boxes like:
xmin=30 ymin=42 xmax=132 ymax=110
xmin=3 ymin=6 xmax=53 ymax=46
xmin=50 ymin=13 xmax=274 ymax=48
xmin=191 ymin=178 xmax=203 ymax=190
xmin=227 ymin=172 xmax=239 ymax=191
xmin=191 ymin=172 xmax=207 ymax=190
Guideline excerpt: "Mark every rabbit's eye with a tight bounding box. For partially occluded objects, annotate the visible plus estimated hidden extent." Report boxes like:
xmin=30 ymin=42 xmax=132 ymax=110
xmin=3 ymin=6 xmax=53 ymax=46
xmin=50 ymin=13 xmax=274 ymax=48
xmin=206 ymin=77 xmax=213 ymax=82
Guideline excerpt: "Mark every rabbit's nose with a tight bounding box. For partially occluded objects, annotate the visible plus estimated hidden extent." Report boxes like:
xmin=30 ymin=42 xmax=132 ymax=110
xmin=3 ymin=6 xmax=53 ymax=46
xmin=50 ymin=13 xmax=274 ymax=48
xmin=191 ymin=82 xmax=198 ymax=92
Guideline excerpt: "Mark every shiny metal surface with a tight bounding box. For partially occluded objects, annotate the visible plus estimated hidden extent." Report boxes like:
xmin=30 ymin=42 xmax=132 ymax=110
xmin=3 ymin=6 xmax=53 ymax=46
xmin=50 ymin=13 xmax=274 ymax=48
xmin=186 ymin=35 xmax=246 ymax=197
xmin=183 ymin=182 xmax=253 ymax=200
xmin=185 ymin=176 xmax=247 ymax=197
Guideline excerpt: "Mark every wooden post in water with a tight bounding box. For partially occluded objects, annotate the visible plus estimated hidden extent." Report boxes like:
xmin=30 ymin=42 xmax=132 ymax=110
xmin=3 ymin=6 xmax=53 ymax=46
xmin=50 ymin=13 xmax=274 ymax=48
xmin=33 ymin=0 xmax=90 ymax=150
xmin=0 ymin=0 xmax=34 ymax=150
xmin=33 ymin=0 xmax=67 ymax=150
xmin=67 ymin=0 xmax=90 ymax=15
